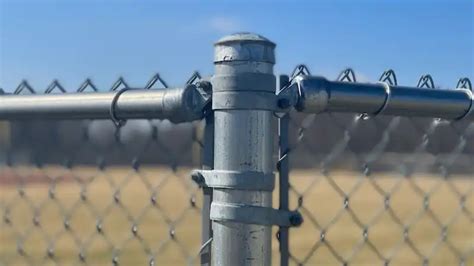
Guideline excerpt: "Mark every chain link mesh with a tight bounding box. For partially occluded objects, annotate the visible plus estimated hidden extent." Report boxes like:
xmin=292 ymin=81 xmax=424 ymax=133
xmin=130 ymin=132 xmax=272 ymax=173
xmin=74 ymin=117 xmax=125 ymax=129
xmin=0 ymin=73 xmax=206 ymax=265
xmin=1 ymin=67 xmax=473 ymax=265
xmin=283 ymin=66 xmax=473 ymax=265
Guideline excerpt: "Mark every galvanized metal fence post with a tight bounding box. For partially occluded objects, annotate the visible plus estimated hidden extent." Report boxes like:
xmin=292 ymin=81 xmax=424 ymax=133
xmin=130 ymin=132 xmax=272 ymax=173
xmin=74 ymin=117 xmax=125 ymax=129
xmin=210 ymin=33 xmax=276 ymax=265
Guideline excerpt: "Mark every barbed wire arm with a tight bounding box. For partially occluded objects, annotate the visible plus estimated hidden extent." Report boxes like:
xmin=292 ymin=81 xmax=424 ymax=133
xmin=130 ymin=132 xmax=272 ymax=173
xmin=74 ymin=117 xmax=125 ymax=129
xmin=0 ymin=84 xmax=211 ymax=123
xmin=286 ymin=75 xmax=473 ymax=120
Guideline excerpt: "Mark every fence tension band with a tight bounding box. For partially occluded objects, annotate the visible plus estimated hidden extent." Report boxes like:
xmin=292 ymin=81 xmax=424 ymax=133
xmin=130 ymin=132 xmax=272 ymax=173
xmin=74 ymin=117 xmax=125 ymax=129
xmin=210 ymin=202 xmax=303 ymax=227
xmin=191 ymin=170 xmax=275 ymax=191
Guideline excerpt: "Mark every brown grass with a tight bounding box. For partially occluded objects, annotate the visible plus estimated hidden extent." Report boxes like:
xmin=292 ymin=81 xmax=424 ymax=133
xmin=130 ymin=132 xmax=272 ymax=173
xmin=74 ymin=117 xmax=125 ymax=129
xmin=0 ymin=167 xmax=472 ymax=265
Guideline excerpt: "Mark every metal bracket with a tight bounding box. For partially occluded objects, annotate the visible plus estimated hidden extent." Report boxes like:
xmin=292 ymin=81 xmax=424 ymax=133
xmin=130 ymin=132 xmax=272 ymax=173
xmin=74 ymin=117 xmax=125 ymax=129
xmin=275 ymin=80 xmax=299 ymax=112
xmin=192 ymin=81 xmax=213 ymax=117
xmin=191 ymin=170 xmax=274 ymax=191
xmin=210 ymin=202 xmax=303 ymax=227
xmin=191 ymin=169 xmax=303 ymax=227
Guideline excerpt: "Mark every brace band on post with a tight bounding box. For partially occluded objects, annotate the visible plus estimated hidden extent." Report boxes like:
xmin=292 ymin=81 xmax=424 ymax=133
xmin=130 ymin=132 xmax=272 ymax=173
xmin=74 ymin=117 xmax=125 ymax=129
xmin=191 ymin=170 xmax=275 ymax=191
xmin=210 ymin=202 xmax=303 ymax=227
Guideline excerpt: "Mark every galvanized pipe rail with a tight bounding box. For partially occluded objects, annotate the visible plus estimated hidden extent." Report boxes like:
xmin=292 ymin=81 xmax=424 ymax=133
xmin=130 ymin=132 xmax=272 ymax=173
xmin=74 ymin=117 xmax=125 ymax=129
xmin=290 ymin=75 xmax=474 ymax=120
xmin=0 ymin=85 xmax=210 ymax=123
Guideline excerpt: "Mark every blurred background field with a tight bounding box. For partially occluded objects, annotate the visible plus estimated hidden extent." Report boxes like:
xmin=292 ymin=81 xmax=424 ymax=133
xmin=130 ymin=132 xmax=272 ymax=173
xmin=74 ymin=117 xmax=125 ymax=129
xmin=1 ymin=167 xmax=472 ymax=266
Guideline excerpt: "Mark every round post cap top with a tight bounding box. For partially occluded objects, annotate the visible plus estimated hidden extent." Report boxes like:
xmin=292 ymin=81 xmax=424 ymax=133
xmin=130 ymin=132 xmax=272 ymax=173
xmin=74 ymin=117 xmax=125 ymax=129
xmin=215 ymin=32 xmax=276 ymax=47
xmin=214 ymin=32 xmax=275 ymax=64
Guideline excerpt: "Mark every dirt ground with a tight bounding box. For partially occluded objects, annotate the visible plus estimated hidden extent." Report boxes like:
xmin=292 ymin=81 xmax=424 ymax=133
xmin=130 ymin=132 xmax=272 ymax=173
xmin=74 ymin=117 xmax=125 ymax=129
xmin=0 ymin=166 xmax=472 ymax=265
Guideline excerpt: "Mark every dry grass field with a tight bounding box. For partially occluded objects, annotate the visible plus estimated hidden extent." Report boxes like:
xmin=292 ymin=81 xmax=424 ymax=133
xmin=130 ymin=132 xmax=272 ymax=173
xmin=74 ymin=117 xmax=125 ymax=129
xmin=0 ymin=166 xmax=472 ymax=265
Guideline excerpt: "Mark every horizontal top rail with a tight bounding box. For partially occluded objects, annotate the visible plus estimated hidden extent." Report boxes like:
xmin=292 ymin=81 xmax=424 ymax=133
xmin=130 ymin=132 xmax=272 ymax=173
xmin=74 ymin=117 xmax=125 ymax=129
xmin=292 ymin=75 xmax=474 ymax=120
xmin=0 ymin=85 xmax=210 ymax=123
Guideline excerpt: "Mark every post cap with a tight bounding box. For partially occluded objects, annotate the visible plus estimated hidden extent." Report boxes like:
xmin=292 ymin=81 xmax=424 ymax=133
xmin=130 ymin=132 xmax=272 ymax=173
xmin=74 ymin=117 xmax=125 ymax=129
xmin=214 ymin=32 xmax=275 ymax=64
xmin=215 ymin=32 xmax=275 ymax=46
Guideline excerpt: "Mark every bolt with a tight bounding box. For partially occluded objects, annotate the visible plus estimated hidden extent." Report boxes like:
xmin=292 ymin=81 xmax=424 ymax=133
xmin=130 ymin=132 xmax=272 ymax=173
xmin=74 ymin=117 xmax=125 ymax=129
xmin=191 ymin=171 xmax=205 ymax=186
xmin=277 ymin=98 xmax=291 ymax=109
xmin=289 ymin=213 xmax=303 ymax=226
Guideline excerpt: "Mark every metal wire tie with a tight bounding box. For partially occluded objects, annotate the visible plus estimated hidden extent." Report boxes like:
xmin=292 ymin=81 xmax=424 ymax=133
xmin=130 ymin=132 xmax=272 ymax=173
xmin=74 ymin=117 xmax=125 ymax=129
xmin=110 ymin=87 xmax=132 ymax=127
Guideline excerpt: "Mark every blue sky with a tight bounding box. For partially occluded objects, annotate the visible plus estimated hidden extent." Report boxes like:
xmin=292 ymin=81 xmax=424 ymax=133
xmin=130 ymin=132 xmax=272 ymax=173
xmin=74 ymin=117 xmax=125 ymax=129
xmin=0 ymin=0 xmax=472 ymax=92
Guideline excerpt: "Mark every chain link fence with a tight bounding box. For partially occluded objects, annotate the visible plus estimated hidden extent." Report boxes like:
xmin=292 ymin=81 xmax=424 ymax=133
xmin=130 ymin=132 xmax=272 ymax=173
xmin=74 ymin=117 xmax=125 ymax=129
xmin=1 ymin=33 xmax=473 ymax=266
xmin=281 ymin=66 xmax=473 ymax=265
xmin=0 ymin=73 xmax=207 ymax=265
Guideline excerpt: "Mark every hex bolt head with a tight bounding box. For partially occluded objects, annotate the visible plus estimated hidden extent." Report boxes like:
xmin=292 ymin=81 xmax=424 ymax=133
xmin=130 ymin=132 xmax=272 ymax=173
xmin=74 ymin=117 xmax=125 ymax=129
xmin=289 ymin=213 xmax=303 ymax=226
